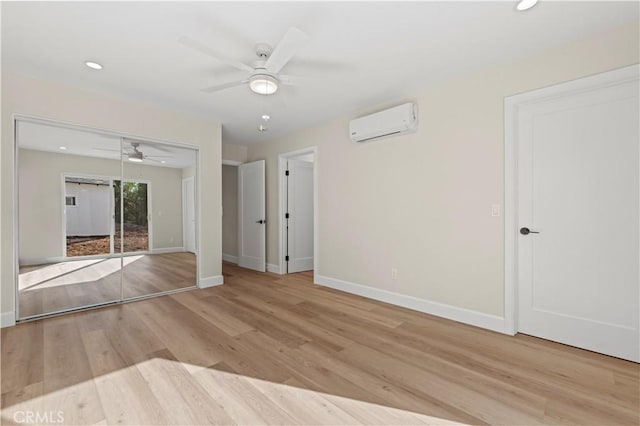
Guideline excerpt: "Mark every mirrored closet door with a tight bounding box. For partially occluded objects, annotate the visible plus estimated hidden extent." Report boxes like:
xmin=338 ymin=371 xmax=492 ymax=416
xmin=121 ymin=140 xmax=198 ymax=299
xmin=16 ymin=118 xmax=198 ymax=320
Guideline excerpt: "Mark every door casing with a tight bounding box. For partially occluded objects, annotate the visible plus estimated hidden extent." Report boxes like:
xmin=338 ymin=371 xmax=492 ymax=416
xmin=278 ymin=147 xmax=318 ymax=276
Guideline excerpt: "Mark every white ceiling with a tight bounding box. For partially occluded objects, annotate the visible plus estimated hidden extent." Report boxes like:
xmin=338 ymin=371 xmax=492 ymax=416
xmin=18 ymin=121 xmax=197 ymax=169
xmin=3 ymin=1 xmax=638 ymax=145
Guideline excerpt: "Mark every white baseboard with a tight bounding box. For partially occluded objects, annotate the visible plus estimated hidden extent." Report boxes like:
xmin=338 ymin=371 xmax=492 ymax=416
xmin=267 ymin=263 xmax=282 ymax=274
xmin=20 ymin=256 xmax=65 ymax=266
xmin=315 ymin=275 xmax=507 ymax=334
xmin=199 ymin=275 xmax=224 ymax=289
xmin=222 ymin=253 xmax=238 ymax=264
xmin=1 ymin=312 xmax=16 ymax=328
xmin=151 ymin=247 xmax=185 ymax=254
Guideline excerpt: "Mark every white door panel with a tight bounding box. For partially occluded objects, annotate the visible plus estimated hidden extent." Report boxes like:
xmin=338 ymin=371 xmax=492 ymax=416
xmin=517 ymin=74 xmax=639 ymax=361
xmin=287 ymin=159 xmax=314 ymax=273
xmin=238 ymin=160 xmax=266 ymax=272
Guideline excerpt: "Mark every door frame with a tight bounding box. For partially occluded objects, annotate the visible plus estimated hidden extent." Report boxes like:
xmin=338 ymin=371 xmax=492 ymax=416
xmin=277 ymin=147 xmax=318 ymax=276
xmin=503 ymin=64 xmax=640 ymax=336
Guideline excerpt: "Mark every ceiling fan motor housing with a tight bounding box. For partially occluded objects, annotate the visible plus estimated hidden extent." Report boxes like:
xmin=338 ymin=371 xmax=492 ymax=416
xmin=254 ymin=43 xmax=273 ymax=58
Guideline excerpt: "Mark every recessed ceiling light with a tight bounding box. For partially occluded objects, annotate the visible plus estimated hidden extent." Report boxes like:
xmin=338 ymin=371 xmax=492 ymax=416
xmin=160 ymin=160 xmax=166 ymax=164
xmin=85 ymin=61 xmax=103 ymax=70
xmin=516 ymin=0 xmax=538 ymax=11
xmin=262 ymin=115 xmax=270 ymax=121
xmin=58 ymin=146 xmax=67 ymax=150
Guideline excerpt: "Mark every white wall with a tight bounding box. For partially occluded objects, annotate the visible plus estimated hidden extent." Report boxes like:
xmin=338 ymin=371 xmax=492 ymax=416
xmin=222 ymin=143 xmax=248 ymax=163
xmin=18 ymin=148 xmax=185 ymax=263
xmin=1 ymin=72 xmax=222 ymax=321
xmin=222 ymin=164 xmax=238 ymax=259
xmin=65 ymin=182 xmax=111 ymax=237
xmin=246 ymin=23 xmax=640 ymax=330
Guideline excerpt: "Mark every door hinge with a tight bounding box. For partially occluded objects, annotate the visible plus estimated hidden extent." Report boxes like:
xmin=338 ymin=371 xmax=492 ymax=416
xmin=285 ymin=213 xmax=290 ymax=219
xmin=285 ymin=255 xmax=289 ymax=262
xmin=285 ymin=170 xmax=290 ymax=176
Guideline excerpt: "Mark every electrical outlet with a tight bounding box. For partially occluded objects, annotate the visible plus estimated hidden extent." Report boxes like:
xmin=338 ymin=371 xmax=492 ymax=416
xmin=391 ymin=268 xmax=398 ymax=280
xmin=491 ymin=204 xmax=501 ymax=217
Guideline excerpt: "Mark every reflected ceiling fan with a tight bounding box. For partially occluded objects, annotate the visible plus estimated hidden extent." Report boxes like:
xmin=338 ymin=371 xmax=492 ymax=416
xmin=179 ymin=27 xmax=309 ymax=95
xmin=94 ymin=142 xmax=171 ymax=163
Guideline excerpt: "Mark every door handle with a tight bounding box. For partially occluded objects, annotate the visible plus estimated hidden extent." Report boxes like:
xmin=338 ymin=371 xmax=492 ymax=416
xmin=520 ymin=227 xmax=540 ymax=235
xmin=256 ymin=219 xmax=266 ymax=224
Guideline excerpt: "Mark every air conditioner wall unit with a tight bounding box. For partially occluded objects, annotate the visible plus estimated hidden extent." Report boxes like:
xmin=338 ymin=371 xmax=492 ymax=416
xmin=349 ymin=102 xmax=418 ymax=143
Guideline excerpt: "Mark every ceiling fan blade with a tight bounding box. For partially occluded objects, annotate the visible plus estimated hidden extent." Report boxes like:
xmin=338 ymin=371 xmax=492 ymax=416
xmin=123 ymin=139 xmax=173 ymax=153
xmin=265 ymin=27 xmax=309 ymax=74
xmin=201 ymin=79 xmax=248 ymax=93
xmin=145 ymin=155 xmax=172 ymax=158
xmin=144 ymin=157 xmax=162 ymax=163
xmin=179 ymin=36 xmax=253 ymax=73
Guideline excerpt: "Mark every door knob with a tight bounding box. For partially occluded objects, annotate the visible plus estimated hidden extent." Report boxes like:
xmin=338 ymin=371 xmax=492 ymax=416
xmin=256 ymin=219 xmax=266 ymax=224
xmin=520 ymin=227 xmax=540 ymax=235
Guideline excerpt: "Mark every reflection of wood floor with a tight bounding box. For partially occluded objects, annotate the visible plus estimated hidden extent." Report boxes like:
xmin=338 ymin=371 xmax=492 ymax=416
xmin=19 ymin=252 xmax=196 ymax=318
xmin=2 ymin=262 xmax=638 ymax=425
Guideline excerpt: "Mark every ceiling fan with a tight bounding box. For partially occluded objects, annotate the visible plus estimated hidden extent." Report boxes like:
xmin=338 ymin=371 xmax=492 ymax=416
xmin=94 ymin=141 xmax=171 ymax=164
xmin=179 ymin=27 xmax=309 ymax=95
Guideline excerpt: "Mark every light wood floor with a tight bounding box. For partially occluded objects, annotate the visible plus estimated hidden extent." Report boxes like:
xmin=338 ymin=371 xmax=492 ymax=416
xmin=2 ymin=262 xmax=638 ymax=425
xmin=18 ymin=252 xmax=196 ymax=318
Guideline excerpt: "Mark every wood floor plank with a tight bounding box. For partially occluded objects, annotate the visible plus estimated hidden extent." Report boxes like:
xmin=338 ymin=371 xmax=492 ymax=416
xmin=80 ymin=328 xmax=168 ymax=425
xmin=42 ymin=316 xmax=106 ymax=425
xmin=169 ymin=290 xmax=254 ymax=337
xmin=193 ymin=364 xmax=297 ymax=425
xmin=2 ymin=262 xmax=638 ymax=425
xmin=134 ymin=350 xmax=236 ymax=425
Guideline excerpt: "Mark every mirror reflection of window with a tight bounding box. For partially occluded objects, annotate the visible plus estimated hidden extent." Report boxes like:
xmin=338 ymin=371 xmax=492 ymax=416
xmin=16 ymin=119 xmax=198 ymax=320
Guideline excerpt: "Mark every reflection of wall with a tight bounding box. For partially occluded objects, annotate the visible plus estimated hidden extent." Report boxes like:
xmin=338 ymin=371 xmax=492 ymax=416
xmin=19 ymin=148 xmax=184 ymax=263
xmin=65 ymin=182 xmax=111 ymax=236
xmin=222 ymin=165 xmax=238 ymax=259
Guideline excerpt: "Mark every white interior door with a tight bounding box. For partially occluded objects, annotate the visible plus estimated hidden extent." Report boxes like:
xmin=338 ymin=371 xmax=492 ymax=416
xmin=182 ymin=177 xmax=196 ymax=253
xmin=286 ymin=159 xmax=314 ymax=273
xmin=238 ymin=160 xmax=266 ymax=272
xmin=516 ymin=70 xmax=639 ymax=361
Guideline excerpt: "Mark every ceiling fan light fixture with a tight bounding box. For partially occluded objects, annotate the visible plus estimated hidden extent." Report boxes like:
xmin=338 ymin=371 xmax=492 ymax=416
xmin=249 ymin=74 xmax=278 ymax=95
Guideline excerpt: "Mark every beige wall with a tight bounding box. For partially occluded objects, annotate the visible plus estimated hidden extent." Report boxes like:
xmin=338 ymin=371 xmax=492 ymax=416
xmin=222 ymin=164 xmax=238 ymax=258
xmin=222 ymin=143 xmax=248 ymax=163
xmin=18 ymin=149 xmax=184 ymax=263
xmin=1 ymin=72 xmax=222 ymax=318
xmin=247 ymin=23 xmax=639 ymax=319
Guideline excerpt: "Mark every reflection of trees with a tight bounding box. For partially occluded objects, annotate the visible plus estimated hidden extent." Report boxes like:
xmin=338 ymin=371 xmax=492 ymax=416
xmin=114 ymin=181 xmax=148 ymax=226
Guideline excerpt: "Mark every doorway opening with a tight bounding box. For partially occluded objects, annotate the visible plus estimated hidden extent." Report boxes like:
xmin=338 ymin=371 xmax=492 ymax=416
xmin=278 ymin=147 xmax=317 ymax=276
xmin=64 ymin=175 xmax=114 ymax=257
xmin=114 ymin=180 xmax=151 ymax=254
